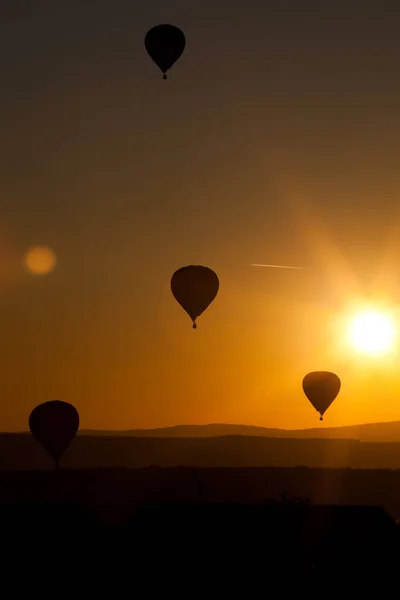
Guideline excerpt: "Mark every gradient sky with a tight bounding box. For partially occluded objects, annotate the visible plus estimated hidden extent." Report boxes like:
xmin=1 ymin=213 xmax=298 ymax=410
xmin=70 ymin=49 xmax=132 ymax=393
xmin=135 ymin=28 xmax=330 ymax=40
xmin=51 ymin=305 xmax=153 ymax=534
xmin=2 ymin=0 xmax=400 ymax=431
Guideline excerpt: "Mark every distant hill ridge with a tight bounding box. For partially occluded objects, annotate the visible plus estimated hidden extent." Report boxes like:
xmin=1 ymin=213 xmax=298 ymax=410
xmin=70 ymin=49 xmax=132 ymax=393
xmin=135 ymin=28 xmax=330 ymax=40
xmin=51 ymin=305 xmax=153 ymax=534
xmin=78 ymin=420 xmax=400 ymax=443
xmin=4 ymin=426 xmax=400 ymax=469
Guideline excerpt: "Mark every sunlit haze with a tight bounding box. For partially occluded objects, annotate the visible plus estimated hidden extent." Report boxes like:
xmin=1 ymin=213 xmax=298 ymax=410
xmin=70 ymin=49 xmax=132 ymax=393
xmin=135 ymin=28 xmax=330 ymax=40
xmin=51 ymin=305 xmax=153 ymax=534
xmin=2 ymin=1 xmax=400 ymax=432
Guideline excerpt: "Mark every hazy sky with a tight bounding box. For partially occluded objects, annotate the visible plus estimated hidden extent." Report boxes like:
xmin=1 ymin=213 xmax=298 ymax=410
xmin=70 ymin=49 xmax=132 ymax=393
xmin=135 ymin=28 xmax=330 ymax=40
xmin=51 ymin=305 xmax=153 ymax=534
xmin=2 ymin=0 xmax=400 ymax=431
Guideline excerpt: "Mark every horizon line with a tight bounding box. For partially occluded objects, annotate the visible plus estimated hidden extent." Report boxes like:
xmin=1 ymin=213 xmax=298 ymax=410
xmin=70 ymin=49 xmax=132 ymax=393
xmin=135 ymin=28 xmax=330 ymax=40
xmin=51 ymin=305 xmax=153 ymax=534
xmin=6 ymin=418 xmax=400 ymax=435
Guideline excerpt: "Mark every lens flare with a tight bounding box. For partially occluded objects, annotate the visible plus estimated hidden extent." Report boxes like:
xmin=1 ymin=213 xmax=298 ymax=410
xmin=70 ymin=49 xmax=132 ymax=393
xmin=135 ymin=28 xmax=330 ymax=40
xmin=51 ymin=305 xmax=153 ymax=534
xmin=23 ymin=246 xmax=57 ymax=276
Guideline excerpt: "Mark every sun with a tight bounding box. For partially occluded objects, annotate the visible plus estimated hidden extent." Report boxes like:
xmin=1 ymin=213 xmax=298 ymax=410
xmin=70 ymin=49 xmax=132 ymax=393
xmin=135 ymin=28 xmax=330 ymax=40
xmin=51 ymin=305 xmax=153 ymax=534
xmin=347 ymin=310 xmax=397 ymax=356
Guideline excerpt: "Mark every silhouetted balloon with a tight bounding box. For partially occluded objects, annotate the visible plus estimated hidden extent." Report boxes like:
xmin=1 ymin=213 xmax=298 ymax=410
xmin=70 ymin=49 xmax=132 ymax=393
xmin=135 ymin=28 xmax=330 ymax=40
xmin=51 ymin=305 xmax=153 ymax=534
xmin=302 ymin=372 xmax=341 ymax=421
xmin=145 ymin=24 xmax=186 ymax=79
xmin=29 ymin=400 xmax=79 ymax=469
xmin=171 ymin=265 xmax=219 ymax=329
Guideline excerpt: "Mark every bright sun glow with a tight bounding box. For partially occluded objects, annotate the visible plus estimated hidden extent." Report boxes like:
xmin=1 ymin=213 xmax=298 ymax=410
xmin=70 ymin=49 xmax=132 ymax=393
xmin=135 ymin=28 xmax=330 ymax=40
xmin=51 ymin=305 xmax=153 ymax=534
xmin=347 ymin=310 xmax=397 ymax=356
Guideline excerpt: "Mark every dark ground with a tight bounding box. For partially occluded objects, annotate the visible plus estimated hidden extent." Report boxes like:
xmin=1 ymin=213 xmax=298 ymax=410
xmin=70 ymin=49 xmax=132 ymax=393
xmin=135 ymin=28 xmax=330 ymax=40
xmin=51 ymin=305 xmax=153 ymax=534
xmin=1 ymin=467 xmax=399 ymax=593
xmin=5 ymin=433 xmax=400 ymax=469
xmin=1 ymin=466 xmax=400 ymax=522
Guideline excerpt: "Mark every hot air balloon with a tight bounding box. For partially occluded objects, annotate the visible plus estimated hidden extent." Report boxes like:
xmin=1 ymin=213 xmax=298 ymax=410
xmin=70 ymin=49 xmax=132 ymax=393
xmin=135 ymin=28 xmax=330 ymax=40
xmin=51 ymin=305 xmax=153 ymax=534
xmin=29 ymin=400 xmax=79 ymax=470
xmin=302 ymin=371 xmax=341 ymax=421
xmin=145 ymin=24 xmax=186 ymax=79
xmin=171 ymin=265 xmax=219 ymax=329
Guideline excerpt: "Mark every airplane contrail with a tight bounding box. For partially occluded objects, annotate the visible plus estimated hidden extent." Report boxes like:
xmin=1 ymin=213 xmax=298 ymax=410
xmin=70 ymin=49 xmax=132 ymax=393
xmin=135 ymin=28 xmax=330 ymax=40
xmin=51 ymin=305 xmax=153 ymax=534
xmin=250 ymin=263 xmax=309 ymax=270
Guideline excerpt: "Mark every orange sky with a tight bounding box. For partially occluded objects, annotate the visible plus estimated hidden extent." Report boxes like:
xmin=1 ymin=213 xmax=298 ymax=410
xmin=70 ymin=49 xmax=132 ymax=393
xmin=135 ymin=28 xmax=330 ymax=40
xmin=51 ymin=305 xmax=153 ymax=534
xmin=2 ymin=1 xmax=400 ymax=431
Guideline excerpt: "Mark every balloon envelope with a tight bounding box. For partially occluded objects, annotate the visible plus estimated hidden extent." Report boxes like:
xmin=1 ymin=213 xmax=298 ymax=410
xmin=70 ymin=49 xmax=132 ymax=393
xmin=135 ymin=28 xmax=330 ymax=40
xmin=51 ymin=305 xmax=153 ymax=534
xmin=171 ymin=265 xmax=219 ymax=328
xmin=145 ymin=24 xmax=186 ymax=78
xmin=302 ymin=371 xmax=341 ymax=420
xmin=29 ymin=400 xmax=79 ymax=465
